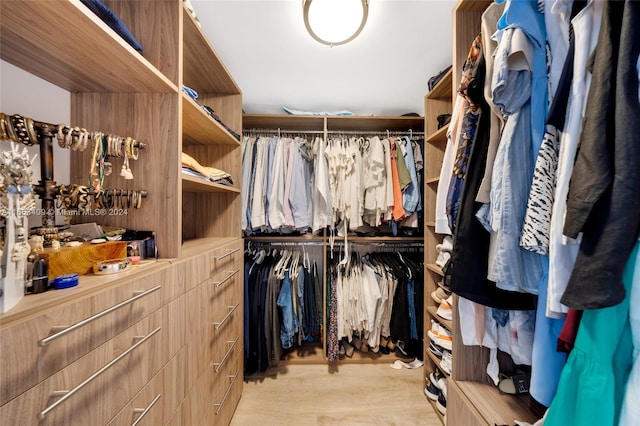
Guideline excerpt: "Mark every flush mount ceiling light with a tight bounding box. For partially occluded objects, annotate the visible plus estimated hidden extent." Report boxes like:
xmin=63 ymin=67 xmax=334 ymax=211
xmin=303 ymin=0 xmax=369 ymax=47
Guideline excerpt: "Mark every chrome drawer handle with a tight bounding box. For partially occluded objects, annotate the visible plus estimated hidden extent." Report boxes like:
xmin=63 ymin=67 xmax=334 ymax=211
xmin=38 ymin=327 xmax=161 ymax=420
xmin=213 ymin=269 xmax=239 ymax=287
xmin=213 ymin=304 xmax=239 ymax=330
xmin=213 ymin=369 xmax=239 ymax=415
xmin=213 ymin=337 xmax=239 ymax=373
xmin=38 ymin=285 xmax=162 ymax=347
xmin=214 ymin=248 xmax=240 ymax=261
xmin=131 ymin=394 xmax=162 ymax=426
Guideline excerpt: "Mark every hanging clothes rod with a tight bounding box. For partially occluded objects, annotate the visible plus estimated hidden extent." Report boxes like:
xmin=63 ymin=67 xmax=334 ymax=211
xmin=242 ymin=129 xmax=425 ymax=137
xmin=330 ymin=240 xmax=424 ymax=248
xmin=246 ymin=240 xmax=325 ymax=247
xmin=243 ymin=128 xmax=325 ymax=135
xmin=327 ymin=130 xmax=424 ymax=136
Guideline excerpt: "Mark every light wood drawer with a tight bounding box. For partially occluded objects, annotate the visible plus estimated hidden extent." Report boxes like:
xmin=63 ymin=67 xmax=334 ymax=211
xmin=0 ymin=273 xmax=165 ymax=406
xmin=107 ymin=348 xmax=185 ymax=426
xmin=210 ymin=241 xmax=242 ymax=278
xmin=208 ymin=352 xmax=242 ymax=426
xmin=0 ymin=312 xmax=164 ymax=426
xmin=184 ymin=283 xmax=209 ymax=390
xmin=176 ymin=253 xmax=210 ymax=292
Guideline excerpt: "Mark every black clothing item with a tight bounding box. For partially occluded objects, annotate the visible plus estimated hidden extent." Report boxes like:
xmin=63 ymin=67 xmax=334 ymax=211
xmin=562 ymin=0 xmax=640 ymax=309
xmin=448 ymin=38 xmax=536 ymax=310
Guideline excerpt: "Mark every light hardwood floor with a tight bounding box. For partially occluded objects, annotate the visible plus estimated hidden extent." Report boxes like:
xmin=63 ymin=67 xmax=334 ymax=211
xmin=230 ymin=363 xmax=441 ymax=425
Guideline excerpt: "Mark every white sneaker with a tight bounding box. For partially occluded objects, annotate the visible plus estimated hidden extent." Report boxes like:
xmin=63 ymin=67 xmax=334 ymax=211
xmin=436 ymin=297 xmax=453 ymax=321
xmin=440 ymin=350 xmax=452 ymax=375
xmin=427 ymin=320 xmax=453 ymax=350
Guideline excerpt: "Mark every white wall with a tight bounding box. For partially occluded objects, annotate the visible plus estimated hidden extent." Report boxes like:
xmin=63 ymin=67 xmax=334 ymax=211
xmin=0 ymin=59 xmax=71 ymax=227
xmin=192 ymin=0 xmax=456 ymax=116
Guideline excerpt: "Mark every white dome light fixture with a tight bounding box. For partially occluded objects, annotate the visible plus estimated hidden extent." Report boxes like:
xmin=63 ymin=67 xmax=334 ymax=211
xmin=303 ymin=0 xmax=369 ymax=47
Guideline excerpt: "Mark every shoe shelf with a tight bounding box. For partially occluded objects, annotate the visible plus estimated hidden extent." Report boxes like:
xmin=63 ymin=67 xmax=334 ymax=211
xmin=425 ymin=347 xmax=450 ymax=377
xmin=448 ymin=380 xmax=542 ymax=426
xmin=182 ymin=94 xmax=241 ymax=146
xmin=426 ymin=306 xmax=453 ymax=332
xmin=426 ymin=396 xmax=446 ymax=424
xmin=425 ymin=175 xmax=441 ymax=185
xmin=426 ymin=126 xmax=448 ymax=146
xmin=426 ymin=263 xmax=445 ymax=277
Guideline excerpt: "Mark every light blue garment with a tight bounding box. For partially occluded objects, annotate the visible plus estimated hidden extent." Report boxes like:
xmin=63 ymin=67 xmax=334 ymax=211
xmin=264 ymin=137 xmax=277 ymax=230
xmin=277 ymin=271 xmax=298 ymax=349
xmin=496 ymin=0 xmax=548 ymax=166
xmin=545 ymin=242 xmax=637 ymax=425
xmin=401 ymin=137 xmax=421 ymax=214
xmin=241 ymin=137 xmax=253 ymax=232
xmin=245 ymin=139 xmax=258 ymax=234
xmin=490 ymin=27 xmax=543 ymax=295
xmin=529 ymin=258 xmax=566 ymax=407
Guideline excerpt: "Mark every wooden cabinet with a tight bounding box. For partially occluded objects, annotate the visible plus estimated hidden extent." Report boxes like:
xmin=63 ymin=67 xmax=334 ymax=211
xmin=428 ymin=1 xmax=543 ymax=425
xmin=1 ymin=1 xmax=243 ymax=425
xmin=422 ymin=65 xmax=453 ymax=424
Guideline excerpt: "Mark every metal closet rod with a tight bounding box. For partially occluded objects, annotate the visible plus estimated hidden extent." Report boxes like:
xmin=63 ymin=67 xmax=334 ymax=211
xmin=243 ymin=128 xmax=424 ymax=136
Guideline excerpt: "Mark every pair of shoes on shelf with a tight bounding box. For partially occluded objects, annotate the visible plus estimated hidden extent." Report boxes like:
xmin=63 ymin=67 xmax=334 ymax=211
xmin=425 ymin=369 xmax=448 ymax=415
xmin=429 ymin=341 xmax=444 ymax=358
xmin=431 ymin=286 xmax=452 ymax=304
xmin=498 ymin=369 xmax=531 ymax=395
xmin=436 ymin=295 xmax=453 ymax=321
xmin=439 ymin=350 xmax=452 ymax=375
xmin=435 ymin=251 xmax=451 ymax=269
xmin=428 ymin=319 xmax=452 ymax=350
xmin=342 ymin=340 xmax=355 ymax=357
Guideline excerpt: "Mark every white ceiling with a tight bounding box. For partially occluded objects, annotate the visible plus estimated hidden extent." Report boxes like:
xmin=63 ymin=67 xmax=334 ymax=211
xmin=191 ymin=0 xmax=456 ymax=116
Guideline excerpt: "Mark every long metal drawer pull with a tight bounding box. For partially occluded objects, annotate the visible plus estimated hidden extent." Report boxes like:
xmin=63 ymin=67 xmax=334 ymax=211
xmin=131 ymin=394 xmax=162 ymax=426
xmin=214 ymin=248 xmax=240 ymax=261
xmin=38 ymin=285 xmax=162 ymax=347
xmin=213 ymin=304 xmax=239 ymax=330
xmin=38 ymin=327 xmax=161 ymax=420
xmin=213 ymin=269 xmax=239 ymax=287
xmin=213 ymin=370 xmax=239 ymax=415
xmin=213 ymin=337 xmax=239 ymax=373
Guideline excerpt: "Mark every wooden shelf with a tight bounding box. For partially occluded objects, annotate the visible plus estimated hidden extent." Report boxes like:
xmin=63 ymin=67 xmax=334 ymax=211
xmin=427 ymin=396 xmax=446 ymax=424
xmin=426 ymin=305 xmax=453 ymax=332
xmin=182 ymin=94 xmax=241 ymax=146
xmin=0 ymin=1 xmax=177 ymax=93
xmin=327 ymin=115 xmax=424 ymax=132
xmin=426 ymin=263 xmax=445 ymax=277
xmin=181 ymin=173 xmax=240 ymax=193
xmin=243 ymin=114 xmax=325 ymax=131
xmin=426 ymin=221 xmax=436 ymax=228
xmin=426 ymin=68 xmax=453 ymax=101
xmin=426 ymin=176 xmax=440 ymax=185
xmin=454 ymin=380 xmax=541 ymax=426
xmin=426 ymin=126 xmax=448 ymax=145
xmin=182 ymin=4 xmax=240 ymax=95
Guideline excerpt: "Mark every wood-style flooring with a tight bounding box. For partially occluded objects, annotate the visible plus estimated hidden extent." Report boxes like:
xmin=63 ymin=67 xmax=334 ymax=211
xmin=230 ymin=363 xmax=441 ymax=425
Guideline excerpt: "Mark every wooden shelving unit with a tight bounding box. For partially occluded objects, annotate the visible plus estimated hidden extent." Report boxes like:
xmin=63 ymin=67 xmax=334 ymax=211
xmin=242 ymin=113 xmax=425 ymax=367
xmin=1 ymin=2 xmax=244 ymax=424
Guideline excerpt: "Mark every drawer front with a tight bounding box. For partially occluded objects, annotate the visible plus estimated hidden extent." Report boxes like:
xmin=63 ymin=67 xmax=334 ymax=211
xmin=184 ymin=283 xmax=209 ymax=391
xmin=0 ymin=312 xmax=164 ymax=426
xmin=176 ymin=253 xmax=210 ymax=292
xmin=208 ymin=352 xmax=242 ymax=426
xmin=210 ymin=240 xmax=242 ymax=278
xmin=0 ymin=271 xmax=165 ymax=406
xmin=107 ymin=348 xmax=185 ymax=426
